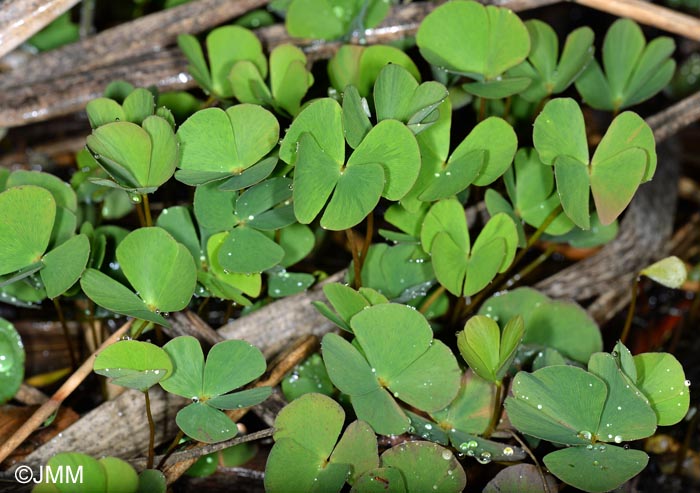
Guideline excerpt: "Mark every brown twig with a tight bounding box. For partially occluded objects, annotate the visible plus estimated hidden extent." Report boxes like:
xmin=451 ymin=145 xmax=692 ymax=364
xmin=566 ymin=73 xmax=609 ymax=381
xmin=0 ymin=0 xmax=564 ymax=128
xmin=346 ymin=228 xmax=363 ymax=288
xmin=572 ymin=0 xmax=700 ymax=41
xmin=0 ymin=0 xmax=269 ymax=90
xmin=0 ymin=0 xmax=81 ymax=59
xmin=161 ymin=335 xmax=318 ymax=483
xmin=0 ymin=319 xmax=132 ymax=464
xmin=132 ymin=428 xmax=274 ymax=471
xmin=144 ymin=390 xmax=156 ymax=469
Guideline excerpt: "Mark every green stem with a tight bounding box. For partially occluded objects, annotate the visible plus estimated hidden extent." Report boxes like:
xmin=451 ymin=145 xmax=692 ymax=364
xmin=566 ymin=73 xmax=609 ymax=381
xmin=197 ymin=297 xmax=210 ymax=317
xmin=460 ymin=206 xmax=563 ymax=320
xmin=134 ymin=198 xmax=146 ymax=227
xmin=141 ymin=194 xmax=152 ymax=227
xmin=346 ymin=228 xmax=363 ymax=288
xmin=478 ymin=97 xmax=487 ymax=122
xmin=53 ymin=298 xmax=77 ymax=369
xmin=620 ymin=276 xmax=640 ymax=345
xmin=675 ymin=405 xmax=698 ymax=475
xmin=359 ymin=212 xmax=374 ymax=272
xmin=484 ymin=381 xmax=503 ymax=438
xmin=79 ymin=0 xmax=96 ymax=38
xmin=144 ymin=389 xmax=156 ymax=469
xmin=131 ymin=319 xmax=149 ymax=339
xmin=419 ymin=285 xmax=446 ymax=315
xmin=503 ymin=96 xmax=512 ymax=120
xmin=156 ymin=430 xmax=185 ymax=470
xmin=505 ymin=244 xmax=556 ymax=289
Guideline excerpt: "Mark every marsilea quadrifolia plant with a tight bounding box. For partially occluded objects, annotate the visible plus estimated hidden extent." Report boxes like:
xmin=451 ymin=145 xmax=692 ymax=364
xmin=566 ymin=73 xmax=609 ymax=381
xmin=0 ymin=1 xmax=690 ymax=492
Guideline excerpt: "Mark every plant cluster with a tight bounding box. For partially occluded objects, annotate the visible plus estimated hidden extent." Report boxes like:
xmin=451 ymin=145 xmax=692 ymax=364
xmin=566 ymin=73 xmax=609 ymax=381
xmin=1 ymin=1 xmax=693 ymax=492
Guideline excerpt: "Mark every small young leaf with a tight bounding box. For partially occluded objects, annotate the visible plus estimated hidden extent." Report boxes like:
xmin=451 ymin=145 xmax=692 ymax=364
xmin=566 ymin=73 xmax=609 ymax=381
xmin=640 ymin=256 xmax=687 ymax=289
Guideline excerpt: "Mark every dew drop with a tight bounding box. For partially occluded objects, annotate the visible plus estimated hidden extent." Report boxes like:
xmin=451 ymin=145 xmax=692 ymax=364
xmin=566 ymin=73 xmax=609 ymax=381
xmin=476 ymin=452 xmax=492 ymax=464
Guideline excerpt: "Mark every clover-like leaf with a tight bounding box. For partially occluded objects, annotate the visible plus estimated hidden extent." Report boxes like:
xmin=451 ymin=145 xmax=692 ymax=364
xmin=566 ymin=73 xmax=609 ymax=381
xmin=534 ymin=98 xmax=655 ymax=227
xmin=161 ymin=336 xmax=269 ymax=443
xmin=178 ymin=25 xmax=266 ymax=99
xmin=575 ymin=19 xmax=675 ymax=112
xmin=640 ymin=256 xmax=687 ymax=289
xmin=265 ymin=393 xmax=379 ymax=492
xmin=544 ymin=444 xmax=648 ymax=493
xmin=0 ymin=318 xmax=24 ymax=404
xmin=86 ymin=87 xmax=157 ymax=128
xmin=417 ymin=0 xmax=530 ymax=81
xmin=322 ymin=304 xmax=461 ymax=435
xmin=457 ymin=315 xmax=524 ymax=384
xmin=176 ymin=105 xmax=279 ymax=185
xmin=508 ymin=21 xmax=595 ymax=103
xmin=633 ymin=352 xmax=690 ymax=426
xmin=86 ymin=116 xmax=178 ymax=192
xmin=0 ymin=186 xmax=56 ymax=276
xmin=81 ymin=227 xmax=196 ymax=325
xmin=292 ymin=114 xmax=420 ymax=230
xmin=427 ymin=203 xmax=516 ymax=296
xmin=93 ymin=340 xmax=173 ymax=391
